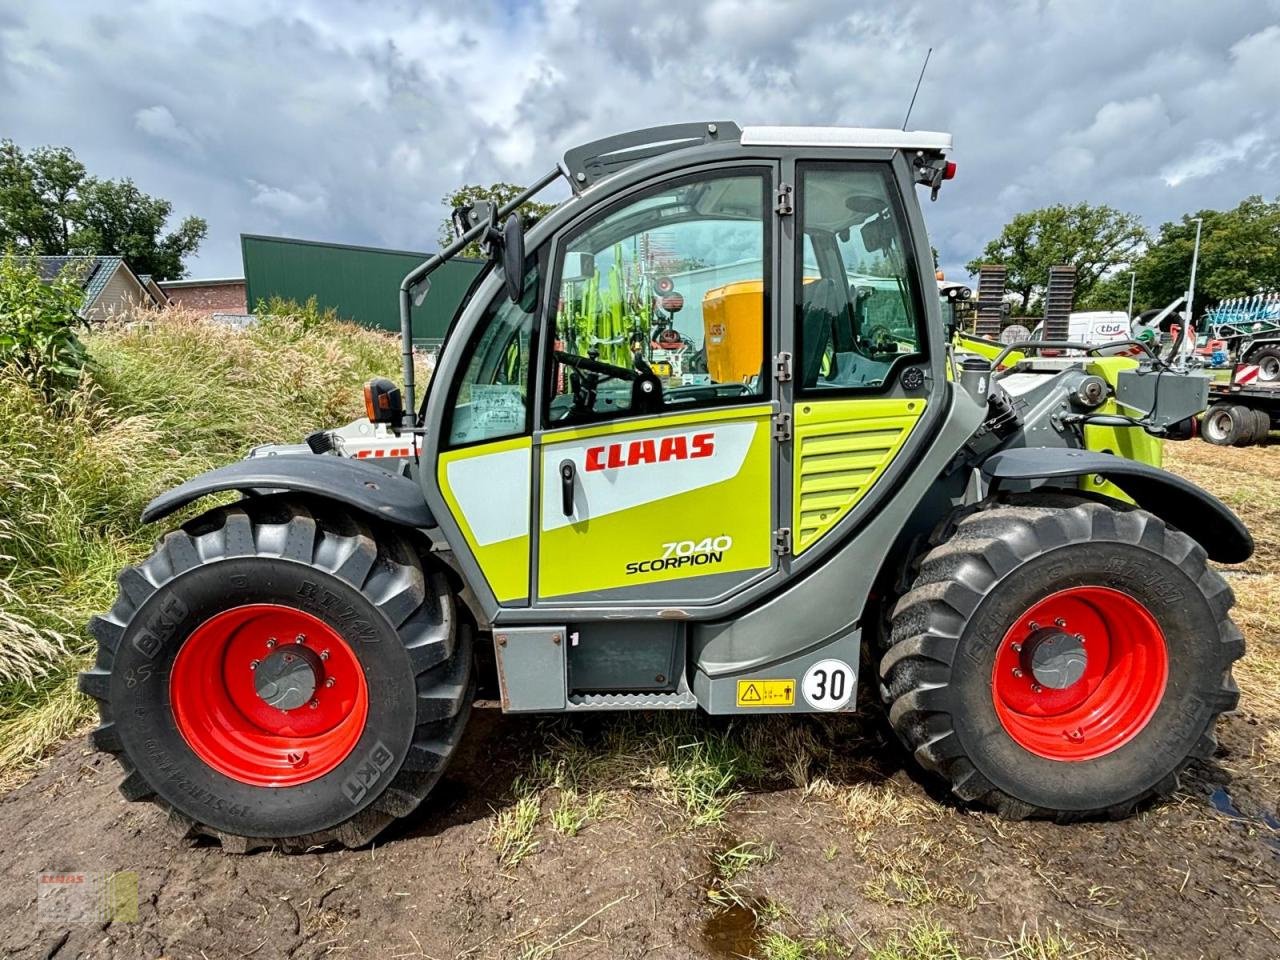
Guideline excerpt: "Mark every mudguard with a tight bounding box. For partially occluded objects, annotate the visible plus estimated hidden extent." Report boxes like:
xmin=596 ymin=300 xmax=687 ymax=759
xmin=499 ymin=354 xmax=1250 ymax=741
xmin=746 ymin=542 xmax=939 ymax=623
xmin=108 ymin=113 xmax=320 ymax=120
xmin=141 ymin=455 xmax=435 ymax=528
xmin=982 ymin=447 xmax=1252 ymax=564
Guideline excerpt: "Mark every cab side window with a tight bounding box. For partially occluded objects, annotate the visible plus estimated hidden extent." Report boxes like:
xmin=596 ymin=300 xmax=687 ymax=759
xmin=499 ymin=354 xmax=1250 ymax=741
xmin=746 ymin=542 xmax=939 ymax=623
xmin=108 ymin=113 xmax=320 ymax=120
xmin=795 ymin=164 xmax=926 ymax=393
xmin=546 ymin=171 xmax=770 ymax=426
xmin=444 ymin=263 xmax=539 ymax=447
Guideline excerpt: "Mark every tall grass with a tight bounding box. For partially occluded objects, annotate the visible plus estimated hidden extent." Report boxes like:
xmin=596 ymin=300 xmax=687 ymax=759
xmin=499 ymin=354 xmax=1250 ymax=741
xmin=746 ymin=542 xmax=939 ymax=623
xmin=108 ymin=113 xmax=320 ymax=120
xmin=0 ymin=308 xmax=416 ymax=777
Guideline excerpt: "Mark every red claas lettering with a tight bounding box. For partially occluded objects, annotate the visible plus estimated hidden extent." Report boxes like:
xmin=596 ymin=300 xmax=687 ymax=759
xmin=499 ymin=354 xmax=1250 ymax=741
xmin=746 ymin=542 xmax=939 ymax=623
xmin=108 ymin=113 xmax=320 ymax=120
xmin=584 ymin=432 xmax=715 ymax=472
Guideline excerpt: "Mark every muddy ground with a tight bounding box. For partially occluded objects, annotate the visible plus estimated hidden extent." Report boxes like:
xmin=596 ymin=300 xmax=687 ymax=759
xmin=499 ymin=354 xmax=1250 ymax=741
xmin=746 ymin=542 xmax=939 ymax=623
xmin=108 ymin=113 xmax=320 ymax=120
xmin=2 ymin=442 xmax=1278 ymax=960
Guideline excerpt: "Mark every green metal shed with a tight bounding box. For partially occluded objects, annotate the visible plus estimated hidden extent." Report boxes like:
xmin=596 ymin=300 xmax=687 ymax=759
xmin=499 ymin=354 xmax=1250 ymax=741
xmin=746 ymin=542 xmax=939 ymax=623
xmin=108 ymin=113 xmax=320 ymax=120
xmin=240 ymin=234 xmax=484 ymax=345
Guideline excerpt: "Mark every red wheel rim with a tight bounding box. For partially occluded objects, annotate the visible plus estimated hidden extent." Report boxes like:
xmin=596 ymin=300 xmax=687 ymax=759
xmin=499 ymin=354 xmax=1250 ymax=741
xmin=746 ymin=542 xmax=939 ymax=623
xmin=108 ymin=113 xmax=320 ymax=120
xmin=170 ymin=604 xmax=369 ymax=786
xmin=991 ymin=586 xmax=1168 ymax=761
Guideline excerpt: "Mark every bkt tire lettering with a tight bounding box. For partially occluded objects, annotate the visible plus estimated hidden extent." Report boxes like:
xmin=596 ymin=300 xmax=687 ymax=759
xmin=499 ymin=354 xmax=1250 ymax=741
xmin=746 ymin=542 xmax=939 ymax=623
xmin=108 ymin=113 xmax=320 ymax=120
xmin=585 ymin=432 xmax=715 ymax=472
xmin=341 ymin=741 xmax=396 ymax=805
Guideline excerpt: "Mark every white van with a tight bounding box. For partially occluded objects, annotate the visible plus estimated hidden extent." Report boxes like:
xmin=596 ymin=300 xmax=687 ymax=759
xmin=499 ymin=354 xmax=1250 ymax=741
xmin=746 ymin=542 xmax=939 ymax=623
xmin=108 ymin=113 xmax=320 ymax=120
xmin=1032 ymin=311 xmax=1131 ymax=345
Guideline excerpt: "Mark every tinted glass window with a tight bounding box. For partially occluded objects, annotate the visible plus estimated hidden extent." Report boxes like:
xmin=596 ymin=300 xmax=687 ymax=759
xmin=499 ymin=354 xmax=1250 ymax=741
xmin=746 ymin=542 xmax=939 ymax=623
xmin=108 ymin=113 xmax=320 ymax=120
xmin=795 ymin=165 xmax=925 ymax=393
xmin=547 ymin=172 xmax=769 ymax=426
xmin=444 ymin=265 xmax=539 ymax=447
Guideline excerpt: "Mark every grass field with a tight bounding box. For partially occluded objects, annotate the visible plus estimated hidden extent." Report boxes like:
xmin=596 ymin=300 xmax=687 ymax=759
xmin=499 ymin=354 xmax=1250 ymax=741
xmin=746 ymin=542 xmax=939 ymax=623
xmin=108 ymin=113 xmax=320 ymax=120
xmin=1 ymin=316 xmax=1276 ymax=958
xmin=0 ymin=308 xmax=415 ymax=780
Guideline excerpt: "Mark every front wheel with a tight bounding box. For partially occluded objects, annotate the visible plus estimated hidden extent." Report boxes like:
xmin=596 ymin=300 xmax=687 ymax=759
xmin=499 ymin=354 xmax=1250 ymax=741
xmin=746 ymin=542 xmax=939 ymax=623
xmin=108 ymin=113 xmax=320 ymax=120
xmin=79 ymin=497 xmax=473 ymax=852
xmin=881 ymin=500 xmax=1242 ymax=820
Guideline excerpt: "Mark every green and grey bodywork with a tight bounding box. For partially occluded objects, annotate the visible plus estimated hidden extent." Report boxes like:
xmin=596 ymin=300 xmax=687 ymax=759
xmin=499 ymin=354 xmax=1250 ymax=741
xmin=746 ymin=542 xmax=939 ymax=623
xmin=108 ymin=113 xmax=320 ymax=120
xmin=144 ymin=122 xmax=1248 ymax=717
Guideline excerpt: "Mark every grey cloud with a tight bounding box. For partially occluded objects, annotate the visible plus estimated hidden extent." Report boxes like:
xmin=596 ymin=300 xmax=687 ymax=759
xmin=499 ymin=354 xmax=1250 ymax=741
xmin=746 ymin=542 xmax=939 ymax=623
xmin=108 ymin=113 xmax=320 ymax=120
xmin=1 ymin=0 xmax=1278 ymax=282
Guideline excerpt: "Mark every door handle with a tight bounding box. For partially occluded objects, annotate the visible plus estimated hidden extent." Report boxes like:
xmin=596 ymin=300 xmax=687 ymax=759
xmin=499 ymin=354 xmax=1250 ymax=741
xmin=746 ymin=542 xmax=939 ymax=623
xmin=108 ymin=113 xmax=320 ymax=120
xmin=559 ymin=459 xmax=576 ymax=517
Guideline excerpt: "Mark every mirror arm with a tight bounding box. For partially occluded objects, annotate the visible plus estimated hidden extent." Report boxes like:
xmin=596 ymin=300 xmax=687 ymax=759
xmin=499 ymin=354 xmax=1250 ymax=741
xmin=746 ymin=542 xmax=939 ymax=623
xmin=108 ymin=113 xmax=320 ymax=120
xmin=397 ymin=166 xmax=563 ymax=428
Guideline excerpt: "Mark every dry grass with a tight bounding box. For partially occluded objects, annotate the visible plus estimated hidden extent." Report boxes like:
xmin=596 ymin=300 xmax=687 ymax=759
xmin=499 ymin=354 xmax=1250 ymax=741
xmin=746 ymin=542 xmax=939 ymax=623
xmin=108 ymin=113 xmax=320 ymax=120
xmin=0 ymin=307 xmax=413 ymax=776
xmin=1165 ymin=442 xmax=1280 ymax=794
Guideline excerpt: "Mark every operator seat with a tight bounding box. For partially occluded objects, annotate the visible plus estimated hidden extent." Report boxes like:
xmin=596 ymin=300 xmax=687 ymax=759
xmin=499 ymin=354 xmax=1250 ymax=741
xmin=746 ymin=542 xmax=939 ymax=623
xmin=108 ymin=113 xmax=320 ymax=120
xmin=800 ymin=278 xmax=841 ymax=388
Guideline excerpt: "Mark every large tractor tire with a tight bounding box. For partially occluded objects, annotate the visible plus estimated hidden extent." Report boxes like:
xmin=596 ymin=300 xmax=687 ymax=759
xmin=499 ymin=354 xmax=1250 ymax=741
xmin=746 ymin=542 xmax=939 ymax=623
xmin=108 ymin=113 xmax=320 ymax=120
xmin=79 ymin=497 xmax=473 ymax=852
xmin=881 ymin=499 xmax=1242 ymax=821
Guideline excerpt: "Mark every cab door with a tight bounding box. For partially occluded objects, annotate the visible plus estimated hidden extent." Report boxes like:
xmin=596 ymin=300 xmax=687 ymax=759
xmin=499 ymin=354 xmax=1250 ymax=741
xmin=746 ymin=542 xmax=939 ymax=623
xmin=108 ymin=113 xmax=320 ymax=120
xmin=534 ymin=167 xmax=780 ymax=605
xmin=785 ymin=160 xmax=935 ymax=556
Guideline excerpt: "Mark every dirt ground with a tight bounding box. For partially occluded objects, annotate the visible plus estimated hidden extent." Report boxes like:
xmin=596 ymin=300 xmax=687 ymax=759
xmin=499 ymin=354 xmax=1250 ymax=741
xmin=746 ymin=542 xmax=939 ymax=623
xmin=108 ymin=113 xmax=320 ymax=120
xmin=2 ymin=442 xmax=1278 ymax=960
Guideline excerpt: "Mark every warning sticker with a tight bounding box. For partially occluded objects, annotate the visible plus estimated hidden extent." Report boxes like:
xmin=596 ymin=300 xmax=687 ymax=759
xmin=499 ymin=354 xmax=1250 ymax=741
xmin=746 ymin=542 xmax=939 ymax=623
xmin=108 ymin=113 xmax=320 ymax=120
xmin=736 ymin=679 xmax=795 ymax=708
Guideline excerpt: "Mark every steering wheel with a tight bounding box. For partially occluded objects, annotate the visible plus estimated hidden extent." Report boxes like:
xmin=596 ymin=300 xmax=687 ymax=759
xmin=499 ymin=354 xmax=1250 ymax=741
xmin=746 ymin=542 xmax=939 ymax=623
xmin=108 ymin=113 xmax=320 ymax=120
xmin=554 ymin=349 xmax=638 ymax=383
xmin=554 ymin=350 xmax=662 ymax=419
xmin=862 ymin=324 xmax=899 ymax=354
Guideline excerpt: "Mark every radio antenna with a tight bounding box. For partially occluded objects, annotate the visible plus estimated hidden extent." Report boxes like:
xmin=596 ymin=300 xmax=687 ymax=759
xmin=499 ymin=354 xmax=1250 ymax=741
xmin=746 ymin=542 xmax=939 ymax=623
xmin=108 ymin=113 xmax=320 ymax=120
xmin=901 ymin=47 xmax=933 ymax=130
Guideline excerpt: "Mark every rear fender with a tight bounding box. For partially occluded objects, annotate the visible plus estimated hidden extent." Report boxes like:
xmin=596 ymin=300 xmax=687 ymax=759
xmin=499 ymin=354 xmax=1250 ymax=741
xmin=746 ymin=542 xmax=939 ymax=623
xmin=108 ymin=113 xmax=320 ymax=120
xmin=142 ymin=455 xmax=435 ymax=528
xmin=981 ymin=447 xmax=1252 ymax=564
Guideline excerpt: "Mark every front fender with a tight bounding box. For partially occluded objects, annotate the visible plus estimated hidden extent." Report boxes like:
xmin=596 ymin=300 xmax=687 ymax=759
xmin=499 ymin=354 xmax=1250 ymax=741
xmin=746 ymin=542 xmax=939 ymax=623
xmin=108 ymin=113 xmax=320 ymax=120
xmin=142 ymin=455 xmax=435 ymax=528
xmin=981 ymin=447 xmax=1253 ymax=564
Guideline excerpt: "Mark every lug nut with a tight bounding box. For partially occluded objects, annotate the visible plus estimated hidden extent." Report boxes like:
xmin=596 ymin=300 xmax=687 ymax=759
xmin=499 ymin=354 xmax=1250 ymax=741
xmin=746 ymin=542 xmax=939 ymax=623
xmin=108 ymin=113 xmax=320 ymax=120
xmin=1012 ymin=642 xmax=1022 ymax=652
xmin=1054 ymin=618 xmax=1066 ymax=627
xmin=1012 ymin=667 xmax=1024 ymax=678
xmin=320 ymin=649 xmax=330 ymax=661
xmin=1031 ymin=683 xmax=1043 ymax=693
xmin=325 ymin=677 xmax=335 ymax=688
xmin=1075 ymin=633 xmax=1085 ymax=644
xmin=1028 ymin=621 xmax=1040 ymax=631
xmin=249 ymin=659 xmax=259 ymax=670
xmin=309 ymin=699 xmax=319 ymax=709
xmin=295 ymin=634 xmax=306 ymax=644
xmin=266 ymin=638 xmax=277 ymax=649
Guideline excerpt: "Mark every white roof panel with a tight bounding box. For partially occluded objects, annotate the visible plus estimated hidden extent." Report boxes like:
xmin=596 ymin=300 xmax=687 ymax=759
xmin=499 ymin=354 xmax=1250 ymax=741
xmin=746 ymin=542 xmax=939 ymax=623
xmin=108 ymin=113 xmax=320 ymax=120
xmin=740 ymin=126 xmax=952 ymax=152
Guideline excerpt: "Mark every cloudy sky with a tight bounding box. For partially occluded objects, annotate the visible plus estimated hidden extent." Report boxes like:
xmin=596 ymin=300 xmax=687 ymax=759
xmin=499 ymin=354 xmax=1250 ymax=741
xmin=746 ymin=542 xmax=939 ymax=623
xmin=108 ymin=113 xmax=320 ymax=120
xmin=2 ymin=1 xmax=1278 ymax=280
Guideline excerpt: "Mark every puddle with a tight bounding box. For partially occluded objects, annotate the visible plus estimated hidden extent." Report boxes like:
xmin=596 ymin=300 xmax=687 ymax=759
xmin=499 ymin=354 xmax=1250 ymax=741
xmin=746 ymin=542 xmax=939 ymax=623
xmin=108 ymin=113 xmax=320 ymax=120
xmin=1210 ymin=786 xmax=1280 ymax=851
xmin=701 ymin=900 xmax=762 ymax=959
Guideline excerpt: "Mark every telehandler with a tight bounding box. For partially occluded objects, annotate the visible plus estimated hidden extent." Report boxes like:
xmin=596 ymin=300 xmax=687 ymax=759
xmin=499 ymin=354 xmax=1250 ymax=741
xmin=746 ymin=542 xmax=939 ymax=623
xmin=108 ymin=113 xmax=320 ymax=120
xmin=83 ymin=123 xmax=1251 ymax=851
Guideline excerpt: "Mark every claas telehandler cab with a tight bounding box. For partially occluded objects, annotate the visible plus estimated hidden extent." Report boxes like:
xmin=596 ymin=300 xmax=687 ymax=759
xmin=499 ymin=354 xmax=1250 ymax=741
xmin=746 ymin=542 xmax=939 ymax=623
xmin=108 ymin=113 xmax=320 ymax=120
xmin=83 ymin=122 xmax=1251 ymax=852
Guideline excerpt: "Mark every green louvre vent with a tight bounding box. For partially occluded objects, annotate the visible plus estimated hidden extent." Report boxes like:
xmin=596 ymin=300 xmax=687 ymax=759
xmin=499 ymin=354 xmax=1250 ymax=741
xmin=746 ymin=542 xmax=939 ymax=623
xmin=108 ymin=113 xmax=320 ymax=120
xmin=240 ymin=234 xmax=485 ymax=346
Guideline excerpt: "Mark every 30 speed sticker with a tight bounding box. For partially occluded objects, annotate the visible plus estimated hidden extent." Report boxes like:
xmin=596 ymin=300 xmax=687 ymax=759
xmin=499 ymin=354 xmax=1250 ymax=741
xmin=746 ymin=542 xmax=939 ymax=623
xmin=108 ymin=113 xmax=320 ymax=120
xmin=801 ymin=659 xmax=855 ymax=711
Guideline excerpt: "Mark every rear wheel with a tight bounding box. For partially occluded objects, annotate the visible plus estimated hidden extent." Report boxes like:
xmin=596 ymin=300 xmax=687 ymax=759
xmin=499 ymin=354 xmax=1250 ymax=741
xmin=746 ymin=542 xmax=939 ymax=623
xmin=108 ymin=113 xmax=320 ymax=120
xmin=1202 ymin=403 xmax=1249 ymax=445
xmin=881 ymin=500 xmax=1242 ymax=820
xmin=1248 ymin=345 xmax=1280 ymax=382
xmin=79 ymin=497 xmax=473 ymax=852
xmin=1250 ymin=408 xmax=1272 ymax=444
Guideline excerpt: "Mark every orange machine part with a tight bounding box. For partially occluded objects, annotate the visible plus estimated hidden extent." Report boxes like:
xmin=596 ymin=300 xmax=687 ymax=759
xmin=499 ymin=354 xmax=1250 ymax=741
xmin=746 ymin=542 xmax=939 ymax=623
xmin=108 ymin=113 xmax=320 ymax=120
xmin=702 ymin=280 xmax=765 ymax=384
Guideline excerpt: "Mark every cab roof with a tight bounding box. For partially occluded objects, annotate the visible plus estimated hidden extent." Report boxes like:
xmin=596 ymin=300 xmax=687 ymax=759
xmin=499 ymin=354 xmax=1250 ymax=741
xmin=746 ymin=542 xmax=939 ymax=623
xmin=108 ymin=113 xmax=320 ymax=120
xmin=740 ymin=126 xmax=952 ymax=152
xmin=561 ymin=121 xmax=954 ymax=193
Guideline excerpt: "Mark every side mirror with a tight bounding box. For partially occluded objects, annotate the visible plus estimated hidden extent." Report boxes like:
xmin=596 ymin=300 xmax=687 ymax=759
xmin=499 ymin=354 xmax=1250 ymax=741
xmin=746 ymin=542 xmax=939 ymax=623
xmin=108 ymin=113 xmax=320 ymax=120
xmin=502 ymin=213 xmax=525 ymax=303
xmin=363 ymin=377 xmax=404 ymax=425
xmin=860 ymin=216 xmax=892 ymax=254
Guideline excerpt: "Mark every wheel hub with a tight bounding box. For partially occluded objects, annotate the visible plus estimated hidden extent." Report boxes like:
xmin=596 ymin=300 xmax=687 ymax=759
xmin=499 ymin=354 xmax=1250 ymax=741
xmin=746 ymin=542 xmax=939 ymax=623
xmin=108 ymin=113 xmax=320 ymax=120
xmin=170 ymin=604 xmax=369 ymax=786
xmin=991 ymin=586 xmax=1168 ymax=762
xmin=254 ymin=644 xmax=323 ymax=710
xmin=1021 ymin=626 xmax=1087 ymax=690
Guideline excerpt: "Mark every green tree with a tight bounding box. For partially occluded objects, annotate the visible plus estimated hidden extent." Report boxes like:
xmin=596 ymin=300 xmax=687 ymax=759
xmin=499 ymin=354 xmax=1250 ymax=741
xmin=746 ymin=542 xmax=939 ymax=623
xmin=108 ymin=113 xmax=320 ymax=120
xmin=1131 ymin=196 xmax=1280 ymax=315
xmin=71 ymin=177 xmax=207 ymax=280
xmin=0 ymin=250 xmax=89 ymax=395
xmin=0 ymin=141 xmax=59 ymax=251
xmin=967 ymin=203 xmax=1148 ymax=314
xmin=438 ymin=182 xmax=556 ymax=259
xmin=0 ymin=140 xmax=206 ymax=279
